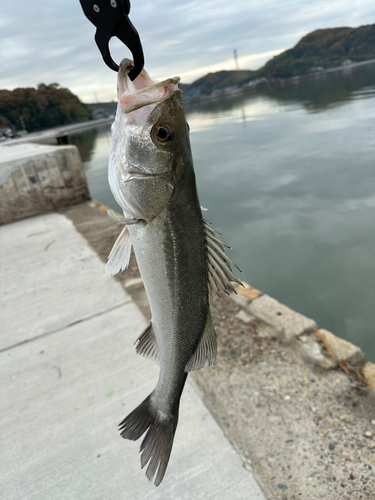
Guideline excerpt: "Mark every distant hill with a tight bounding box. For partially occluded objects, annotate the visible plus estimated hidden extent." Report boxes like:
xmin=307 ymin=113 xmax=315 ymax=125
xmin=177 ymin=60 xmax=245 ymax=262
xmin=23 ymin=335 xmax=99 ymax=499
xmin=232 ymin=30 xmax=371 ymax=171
xmin=180 ymin=70 xmax=255 ymax=100
xmin=259 ymin=24 xmax=375 ymax=78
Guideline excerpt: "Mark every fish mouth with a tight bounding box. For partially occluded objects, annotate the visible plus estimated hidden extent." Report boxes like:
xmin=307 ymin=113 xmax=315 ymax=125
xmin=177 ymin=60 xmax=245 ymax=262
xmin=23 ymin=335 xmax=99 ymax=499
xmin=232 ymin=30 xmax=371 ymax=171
xmin=122 ymin=171 xmax=154 ymax=182
xmin=121 ymin=170 xmax=170 ymax=182
xmin=118 ymin=59 xmax=180 ymax=121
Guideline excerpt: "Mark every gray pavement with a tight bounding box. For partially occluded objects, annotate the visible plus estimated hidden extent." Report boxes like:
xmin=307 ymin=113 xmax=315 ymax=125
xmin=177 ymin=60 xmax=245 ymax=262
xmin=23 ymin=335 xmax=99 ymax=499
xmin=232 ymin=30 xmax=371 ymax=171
xmin=0 ymin=213 xmax=266 ymax=499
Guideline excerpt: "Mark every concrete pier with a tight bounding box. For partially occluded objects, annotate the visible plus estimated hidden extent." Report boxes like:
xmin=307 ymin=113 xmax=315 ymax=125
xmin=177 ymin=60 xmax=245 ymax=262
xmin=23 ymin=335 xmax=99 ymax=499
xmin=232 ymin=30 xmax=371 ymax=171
xmin=1 ymin=197 xmax=375 ymax=499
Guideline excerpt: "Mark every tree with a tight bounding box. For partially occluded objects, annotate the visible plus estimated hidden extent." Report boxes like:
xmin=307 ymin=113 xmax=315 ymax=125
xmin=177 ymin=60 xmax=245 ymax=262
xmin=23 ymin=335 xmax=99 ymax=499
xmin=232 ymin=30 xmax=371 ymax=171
xmin=259 ymin=24 xmax=375 ymax=79
xmin=0 ymin=84 xmax=92 ymax=133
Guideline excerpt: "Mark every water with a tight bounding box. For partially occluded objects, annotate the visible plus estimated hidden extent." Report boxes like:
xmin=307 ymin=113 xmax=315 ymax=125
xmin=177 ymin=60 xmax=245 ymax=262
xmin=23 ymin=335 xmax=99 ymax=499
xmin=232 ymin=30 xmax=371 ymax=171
xmin=70 ymin=62 xmax=375 ymax=362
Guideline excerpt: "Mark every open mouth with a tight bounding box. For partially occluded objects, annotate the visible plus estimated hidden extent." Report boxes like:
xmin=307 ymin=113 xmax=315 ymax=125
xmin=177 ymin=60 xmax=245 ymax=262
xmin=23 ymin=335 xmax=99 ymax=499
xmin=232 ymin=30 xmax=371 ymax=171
xmin=122 ymin=171 xmax=160 ymax=182
xmin=118 ymin=59 xmax=180 ymax=117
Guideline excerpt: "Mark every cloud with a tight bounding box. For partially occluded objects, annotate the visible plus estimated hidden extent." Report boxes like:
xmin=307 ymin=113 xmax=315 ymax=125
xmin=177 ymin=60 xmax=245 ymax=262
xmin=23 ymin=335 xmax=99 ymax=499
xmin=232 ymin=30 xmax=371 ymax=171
xmin=1 ymin=0 xmax=374 ymax=102
xmin=177 ymin=49 xmax=285 ymax=82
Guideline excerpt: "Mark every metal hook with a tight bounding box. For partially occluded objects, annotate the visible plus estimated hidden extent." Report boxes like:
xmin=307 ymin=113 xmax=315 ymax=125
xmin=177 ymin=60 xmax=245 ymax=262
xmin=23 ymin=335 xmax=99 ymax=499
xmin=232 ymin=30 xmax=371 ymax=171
xmin=79 ymin=0 xmax=144 ymax=80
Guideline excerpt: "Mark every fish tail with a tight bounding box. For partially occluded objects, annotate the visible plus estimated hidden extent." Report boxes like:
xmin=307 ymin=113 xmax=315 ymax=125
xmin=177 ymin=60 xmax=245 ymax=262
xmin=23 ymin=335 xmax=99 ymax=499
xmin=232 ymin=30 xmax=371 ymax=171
xmin=119 ymin=394 xmax=178 ymax=486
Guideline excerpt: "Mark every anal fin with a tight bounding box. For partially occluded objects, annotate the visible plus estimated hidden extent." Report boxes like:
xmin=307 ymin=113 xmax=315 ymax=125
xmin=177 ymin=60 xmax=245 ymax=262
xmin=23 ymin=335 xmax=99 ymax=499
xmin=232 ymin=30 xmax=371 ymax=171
xmin=105 ymin=226 xmax=132 ymax=275
xmin=135 ymin=322 xmax=160 ymax=364
xmin=185 ymin=310 xmax=217 ymax=372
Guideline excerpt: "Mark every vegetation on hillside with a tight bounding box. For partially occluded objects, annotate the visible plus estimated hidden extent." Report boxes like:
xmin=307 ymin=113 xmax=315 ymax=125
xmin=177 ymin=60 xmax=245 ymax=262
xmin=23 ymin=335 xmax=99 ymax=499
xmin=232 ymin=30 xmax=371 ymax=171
xmin=259 ymin=24 xmax=375 ymax=78
xmin=0 ymin=83 xmax=92 ymax=133
xmin=180 ymin=70 xmax=255 ymax=99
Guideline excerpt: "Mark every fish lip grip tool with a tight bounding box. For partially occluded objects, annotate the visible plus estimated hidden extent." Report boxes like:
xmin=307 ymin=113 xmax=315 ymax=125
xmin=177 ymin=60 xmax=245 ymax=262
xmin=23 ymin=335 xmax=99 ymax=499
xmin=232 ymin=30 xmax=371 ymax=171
xmin=79 ymin=0 xmax=144 ymax=80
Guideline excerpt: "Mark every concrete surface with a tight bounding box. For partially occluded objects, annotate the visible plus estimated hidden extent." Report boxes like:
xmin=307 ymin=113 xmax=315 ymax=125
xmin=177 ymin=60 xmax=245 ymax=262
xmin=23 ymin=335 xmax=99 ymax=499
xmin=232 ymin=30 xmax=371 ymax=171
xmin=0 ymin=143 xmax=89 ymax=224
xmin=0 ymin=214 xmax=127 ymax=350
xmin=247 ymin=294 xmax=317 ymax=341
xmin=0 ymin=212 xmax=266 ymax=500
xmin=62 ymin=201 xmax=375 ymax=500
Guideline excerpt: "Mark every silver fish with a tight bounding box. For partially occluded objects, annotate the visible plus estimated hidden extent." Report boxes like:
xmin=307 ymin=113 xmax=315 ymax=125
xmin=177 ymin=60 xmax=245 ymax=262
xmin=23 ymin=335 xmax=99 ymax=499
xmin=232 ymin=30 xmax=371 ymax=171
xmin=107 ymin=59 xmax=241 ymax=486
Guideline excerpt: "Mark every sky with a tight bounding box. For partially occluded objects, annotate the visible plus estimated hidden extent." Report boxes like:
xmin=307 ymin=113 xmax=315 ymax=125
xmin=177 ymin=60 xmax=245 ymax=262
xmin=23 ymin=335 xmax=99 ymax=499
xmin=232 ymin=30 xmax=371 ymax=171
xmin=1 ymin=0 xmax=374 ymax=103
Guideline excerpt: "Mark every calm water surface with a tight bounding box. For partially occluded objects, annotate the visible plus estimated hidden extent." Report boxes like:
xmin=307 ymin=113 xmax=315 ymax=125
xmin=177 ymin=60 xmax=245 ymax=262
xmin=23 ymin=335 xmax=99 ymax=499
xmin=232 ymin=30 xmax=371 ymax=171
xmin=71 ymin=62 xmax=375 ymax=361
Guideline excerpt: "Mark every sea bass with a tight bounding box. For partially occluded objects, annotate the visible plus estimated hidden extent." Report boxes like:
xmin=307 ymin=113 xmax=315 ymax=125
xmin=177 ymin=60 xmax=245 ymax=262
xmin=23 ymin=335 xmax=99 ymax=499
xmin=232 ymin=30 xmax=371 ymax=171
xmin=107 ymin=59 xmax=241 ymax=486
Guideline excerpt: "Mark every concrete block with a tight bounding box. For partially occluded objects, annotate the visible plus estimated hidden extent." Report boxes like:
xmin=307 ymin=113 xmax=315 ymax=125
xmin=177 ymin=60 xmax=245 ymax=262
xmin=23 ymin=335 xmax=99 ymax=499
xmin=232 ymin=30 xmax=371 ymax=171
xmin=235 ymin=309 xmax=255 ymax=323
xmin=230 ymin=293 xmax=251 ymax=309
xmin=298 ymin=334 xmax=337 ymax=369
xmin=248 ymin=294 xmax=317 ymax=341
xmin=362 ymin=362 xmax=375 ymax=390
xmin=235 ymin=281 xmax=261 ymax=302
xmin=314 ymin=329 xmax=365 ymax=368
xmin=0 ymin=143 xmax=90 ymax=224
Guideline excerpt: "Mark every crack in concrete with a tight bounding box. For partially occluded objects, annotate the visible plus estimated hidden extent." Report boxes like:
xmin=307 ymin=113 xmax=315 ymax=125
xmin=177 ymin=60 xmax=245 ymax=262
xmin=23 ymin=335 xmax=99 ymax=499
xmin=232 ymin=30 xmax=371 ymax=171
xmin=0 ymin=300 xmax=130 ymax=354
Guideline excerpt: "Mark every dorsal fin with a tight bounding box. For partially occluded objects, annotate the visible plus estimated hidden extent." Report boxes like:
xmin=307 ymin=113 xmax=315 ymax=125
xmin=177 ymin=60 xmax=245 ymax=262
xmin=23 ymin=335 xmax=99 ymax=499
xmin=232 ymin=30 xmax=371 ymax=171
xmin=105 ymin=226 xmax=132 ymax=275
xmin=185 ymin=310 xmax=217 ymax=372
xmin=204 ymin=220 xmax=243 ymax=296
xmin=135 ymin=322 xmax=160 ymax=364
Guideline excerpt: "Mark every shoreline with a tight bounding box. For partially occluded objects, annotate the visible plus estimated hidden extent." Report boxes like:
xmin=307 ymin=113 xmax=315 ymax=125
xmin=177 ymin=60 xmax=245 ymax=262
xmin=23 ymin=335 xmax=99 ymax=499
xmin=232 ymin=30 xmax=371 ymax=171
xmin=183 ymin=57 xmax=375 ymax=105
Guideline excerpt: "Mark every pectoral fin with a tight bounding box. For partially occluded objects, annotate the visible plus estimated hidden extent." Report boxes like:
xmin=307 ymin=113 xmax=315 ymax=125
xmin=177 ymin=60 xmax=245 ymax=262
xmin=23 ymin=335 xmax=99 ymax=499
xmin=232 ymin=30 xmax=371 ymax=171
xmin=204 ymin=220 xmax=243 ymax=296
xmin=107 ymin=209 xmax=139 ymax=225
xmin=185 ymin=310 xmax=216 ymax=372
xmin=105 ymin=226 xmax=132 ymax=275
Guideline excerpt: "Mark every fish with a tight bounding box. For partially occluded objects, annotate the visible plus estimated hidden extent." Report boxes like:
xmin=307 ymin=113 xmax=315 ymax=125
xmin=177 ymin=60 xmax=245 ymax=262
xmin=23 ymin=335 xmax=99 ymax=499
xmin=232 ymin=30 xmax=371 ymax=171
xmin=106 ymin=58 xmax=242 ymax=486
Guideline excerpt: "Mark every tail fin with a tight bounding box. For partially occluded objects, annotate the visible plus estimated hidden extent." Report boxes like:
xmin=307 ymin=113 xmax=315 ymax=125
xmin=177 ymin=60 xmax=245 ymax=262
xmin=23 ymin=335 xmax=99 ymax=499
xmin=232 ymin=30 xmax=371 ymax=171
xmin=119 ymin=394 xmax=177 ymax=486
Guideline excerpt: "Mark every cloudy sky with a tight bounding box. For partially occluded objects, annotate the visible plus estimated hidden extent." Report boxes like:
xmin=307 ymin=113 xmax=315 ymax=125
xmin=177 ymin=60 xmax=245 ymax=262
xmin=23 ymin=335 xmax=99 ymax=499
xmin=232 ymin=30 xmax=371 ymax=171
xmin=1 ymin=0 xmax=374 ymax=102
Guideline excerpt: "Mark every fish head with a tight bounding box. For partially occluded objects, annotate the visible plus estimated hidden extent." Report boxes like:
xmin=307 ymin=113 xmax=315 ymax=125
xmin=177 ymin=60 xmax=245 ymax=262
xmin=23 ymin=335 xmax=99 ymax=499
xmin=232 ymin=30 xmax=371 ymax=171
xmin=109 ymin=59 xmax=192 ymax=223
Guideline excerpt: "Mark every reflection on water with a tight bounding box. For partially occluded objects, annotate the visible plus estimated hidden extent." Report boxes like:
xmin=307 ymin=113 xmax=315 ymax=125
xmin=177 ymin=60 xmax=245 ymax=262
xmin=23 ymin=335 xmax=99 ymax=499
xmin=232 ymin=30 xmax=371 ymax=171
xmin=187 ymin=60 xmax=375 ymax=117
xmin=71 ymin=125 xmax=122 ymax=213
xmin=69 ymin=128 xmax=97 ymax=163
xmin=265 ymin=62 xmax=375 ymax=113
xmin=72 ymin=61 xmax=375 ymax=361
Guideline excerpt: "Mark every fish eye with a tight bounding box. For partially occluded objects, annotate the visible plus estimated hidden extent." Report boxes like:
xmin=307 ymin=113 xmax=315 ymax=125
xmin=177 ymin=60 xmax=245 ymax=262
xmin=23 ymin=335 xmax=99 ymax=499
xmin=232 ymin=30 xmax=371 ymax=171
xmin=158 ymin=127 xmax=168 ymax=140
xmin=152 ymin=124 xmax=174 ymax=146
